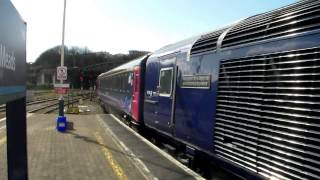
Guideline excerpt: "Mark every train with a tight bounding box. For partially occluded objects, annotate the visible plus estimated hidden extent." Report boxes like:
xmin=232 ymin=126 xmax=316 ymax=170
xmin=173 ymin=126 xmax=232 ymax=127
xmin=97 ymin=0 xmax=320 ymax=179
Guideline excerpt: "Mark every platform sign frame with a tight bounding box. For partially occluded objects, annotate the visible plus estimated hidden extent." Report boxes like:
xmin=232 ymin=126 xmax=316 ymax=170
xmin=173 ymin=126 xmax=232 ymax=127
xmin=0 ymin=5 xmax=26 ymax=104
xmin=0 ymin=0 xmax=28 ymax=180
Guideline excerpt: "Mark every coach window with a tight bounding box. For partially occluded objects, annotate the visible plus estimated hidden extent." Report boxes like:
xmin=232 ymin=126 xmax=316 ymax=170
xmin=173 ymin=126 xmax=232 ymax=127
xmin=126 ymin=73 xmax=130 ymax=93
xmin=159 ymin=67 xmax=173 ymax=97
xmin=116 ymin=75 xmax=119 ymax=91
xmin=111 ymin=77 xmax=115 ymax=91
xmin=119 ymin=74 xmax=123 ymax=92
xmin=122 ymin=73 xmax=126 ymax=92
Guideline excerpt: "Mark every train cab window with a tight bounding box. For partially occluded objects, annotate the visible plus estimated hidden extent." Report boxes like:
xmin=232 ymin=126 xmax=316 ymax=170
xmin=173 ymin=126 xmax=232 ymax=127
xmin=159 ymin=67 xmax=173 ymax=97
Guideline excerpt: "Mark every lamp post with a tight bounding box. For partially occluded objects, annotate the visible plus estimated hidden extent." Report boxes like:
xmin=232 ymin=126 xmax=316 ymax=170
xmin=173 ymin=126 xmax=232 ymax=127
xmin=56 ymin=0 xmax=68 ymax=132
xmin=58 ymin=0 xmax=67 ymax=117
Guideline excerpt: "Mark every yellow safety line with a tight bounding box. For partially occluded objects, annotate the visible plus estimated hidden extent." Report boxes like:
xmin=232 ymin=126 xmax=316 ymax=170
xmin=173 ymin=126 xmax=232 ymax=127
xmin=0 ymin=137 xmax=7 ymax=146
xmin=94 ymin=132 xmax=128 ymax=180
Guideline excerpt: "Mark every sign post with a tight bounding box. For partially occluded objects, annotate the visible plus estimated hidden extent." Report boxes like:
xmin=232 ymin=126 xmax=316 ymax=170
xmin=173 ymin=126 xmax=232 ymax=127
xmin=0 ymin=0 xmax=28 ymax=179
xmin=56 ymin=0 xmax=68 ymax=132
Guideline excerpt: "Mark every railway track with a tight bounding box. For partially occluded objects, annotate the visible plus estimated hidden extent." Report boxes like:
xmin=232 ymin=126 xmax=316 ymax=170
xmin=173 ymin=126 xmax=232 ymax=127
xmin=0 ymin=97 xmax=57 ymax=112
xmin=29 ymin=97 xmax=88 ymax=114
xmin=0 ymin=94 xmax=91 ymax=132
xmin=0 ymin=92 xmax=90 ymax=112
xmin=0 ymin=92 xmax=91 ymax=116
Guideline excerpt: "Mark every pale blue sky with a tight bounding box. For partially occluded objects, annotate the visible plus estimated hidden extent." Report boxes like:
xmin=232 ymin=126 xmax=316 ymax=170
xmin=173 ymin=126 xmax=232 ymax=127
xmin=97 ymin=0 xmax=299 ymax=38
xmin=12 ymin=0 xmax=298 ymax=62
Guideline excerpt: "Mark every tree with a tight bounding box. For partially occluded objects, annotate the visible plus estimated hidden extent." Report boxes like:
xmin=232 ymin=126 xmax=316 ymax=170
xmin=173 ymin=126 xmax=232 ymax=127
xmin=29 ymin=45 xmax=149 ymax=89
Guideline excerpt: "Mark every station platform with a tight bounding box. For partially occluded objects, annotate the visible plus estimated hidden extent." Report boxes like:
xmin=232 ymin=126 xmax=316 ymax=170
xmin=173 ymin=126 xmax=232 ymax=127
xmin=1 ymin=110 xmax=203 ymax=179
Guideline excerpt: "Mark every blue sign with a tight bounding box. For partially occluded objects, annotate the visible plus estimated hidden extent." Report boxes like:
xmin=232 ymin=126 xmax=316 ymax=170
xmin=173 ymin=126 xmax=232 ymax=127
xmin=0 ymin=0 xmax=26 ymax=104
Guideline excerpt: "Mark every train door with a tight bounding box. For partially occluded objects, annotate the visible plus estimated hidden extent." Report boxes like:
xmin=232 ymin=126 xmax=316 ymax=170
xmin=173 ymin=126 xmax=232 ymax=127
xmin=154 ymin=56 xmax=177 ymax=134
xmin=131 ymin=66 xmax=140 ymax=123
xmin=144 ymin=58 xmax=161 ymax=128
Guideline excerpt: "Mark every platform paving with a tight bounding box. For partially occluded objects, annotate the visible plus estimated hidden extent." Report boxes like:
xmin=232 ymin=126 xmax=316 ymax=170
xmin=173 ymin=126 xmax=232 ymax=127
xmin=0 ymin=101 xmax=202 ymax=180
xmin=0 ymin=123 xmax=8 ymax=180
xmin=27 ymin=113 xmax=144 ymax=180
xmin=98 ymin=114 xmax=202 ymax=180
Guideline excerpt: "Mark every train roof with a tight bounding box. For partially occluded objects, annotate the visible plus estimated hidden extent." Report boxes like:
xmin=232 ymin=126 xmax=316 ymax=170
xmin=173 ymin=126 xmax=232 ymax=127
xmin=98 ymin=54 xmax=149 ymax=78
xmin=149 ymin=36 xmax=200 ymax=58
xmin=149 ymin=24 xmax=235 ymax=59
xmin=150 ymin=0 xmax=311 ymax=59
xmin=100 ymin=0 xmax=310 ymax=78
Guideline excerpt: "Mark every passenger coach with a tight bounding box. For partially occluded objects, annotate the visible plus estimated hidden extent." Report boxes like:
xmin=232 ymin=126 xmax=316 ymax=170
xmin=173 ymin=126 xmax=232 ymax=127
xmin=97 ymin=55 xmax=148 ymax=127
xmin=99 ymin=0 xmax=320 ymax=179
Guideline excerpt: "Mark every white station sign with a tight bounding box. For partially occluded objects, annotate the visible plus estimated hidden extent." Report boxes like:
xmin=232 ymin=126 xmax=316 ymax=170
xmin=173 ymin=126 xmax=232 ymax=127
xmin=57 ymin=66 xmax=67 ymax=81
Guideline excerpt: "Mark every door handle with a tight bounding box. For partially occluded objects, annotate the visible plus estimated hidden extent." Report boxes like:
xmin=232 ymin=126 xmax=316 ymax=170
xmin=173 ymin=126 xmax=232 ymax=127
xmin=144 ymin=99 xmax=158 ymax=104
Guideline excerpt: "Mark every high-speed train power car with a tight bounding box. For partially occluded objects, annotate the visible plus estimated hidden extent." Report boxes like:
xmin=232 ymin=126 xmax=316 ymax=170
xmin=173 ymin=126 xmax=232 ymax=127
xmin=97 ymin=0 xmax=320 ymax=179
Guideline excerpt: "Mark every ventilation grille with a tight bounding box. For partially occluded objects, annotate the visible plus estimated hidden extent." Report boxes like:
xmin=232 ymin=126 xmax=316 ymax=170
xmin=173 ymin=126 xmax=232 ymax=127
xmin=190 ymin=29 xmax=226 ymax=55
xmin=222 ymin=0 xmax=320 ymax=48
xmin=214 ymin=47 xmax=320 ymax=179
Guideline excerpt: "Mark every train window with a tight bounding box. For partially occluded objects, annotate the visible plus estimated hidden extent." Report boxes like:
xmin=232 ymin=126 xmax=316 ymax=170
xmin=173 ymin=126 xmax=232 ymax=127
xmin=125 ymin=73 xmax=129 ymax=93
xmin=119 ymin=74 xmax=123 ymax=92
xmin=159 ymin=67 xmax=173 ymax=97
xmin=123 ymin=73 xmax=127 ymax=92
xmin=121 ymin=74 xmax=124 ymax=92
xmin=120 ymin=74 xmax=123 ymax=91
xmin=106 ymin=78 xmax=109 ymax=89
xmin=127 ymin=73 xmax=132 ymax=93
xmin=122 ymin=73 xmax=126 ymax=92
xmin=116 ymin=75 xmax=120 ymax=91
xmin=119 ymin=74 xmax=122 ymax=91
xmin=134 ymin=73 xmax=138 ymax=92
xmin=111 ymin=77 xmax=114 ymax=90
xmin=108 ymin=78 xmax=110 ymax=89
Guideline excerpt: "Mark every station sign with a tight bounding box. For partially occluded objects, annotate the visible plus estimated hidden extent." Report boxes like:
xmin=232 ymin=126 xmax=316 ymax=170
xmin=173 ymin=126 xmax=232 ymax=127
xmin=0 ymin=0 xmax=27 ymax=104
xmin=55 ymin=88 xmax=69 ymax=94
xmin=54 ymin=83 xmax=69 ymax=94
xmin=57 ymin=66 xmax=67 ymax=81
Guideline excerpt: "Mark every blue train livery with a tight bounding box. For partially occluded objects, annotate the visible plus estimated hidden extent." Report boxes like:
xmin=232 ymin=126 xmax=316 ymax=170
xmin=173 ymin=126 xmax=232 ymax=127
xmin=98 ymin=1 xmax=320 ymax=179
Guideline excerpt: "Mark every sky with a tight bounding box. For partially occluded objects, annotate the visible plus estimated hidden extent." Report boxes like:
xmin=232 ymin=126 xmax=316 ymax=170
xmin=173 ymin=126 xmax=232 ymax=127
xmin=11 ymin=0 xmax=298 ymax=62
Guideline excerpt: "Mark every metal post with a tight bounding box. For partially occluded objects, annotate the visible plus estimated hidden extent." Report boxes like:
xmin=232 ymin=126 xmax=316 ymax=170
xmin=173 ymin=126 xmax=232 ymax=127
xmin=59 ymin=0 xmax=67 ymax=117
xmin=6 ymin=97 xmax=28 ymax=180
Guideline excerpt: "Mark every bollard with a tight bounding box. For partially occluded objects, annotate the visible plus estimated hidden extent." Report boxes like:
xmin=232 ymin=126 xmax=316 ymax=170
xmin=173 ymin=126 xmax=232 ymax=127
xmin=56 ymin=116 xmax=67 ymax=132
xmin=59 ymin=98 xmax=64 ymax=117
